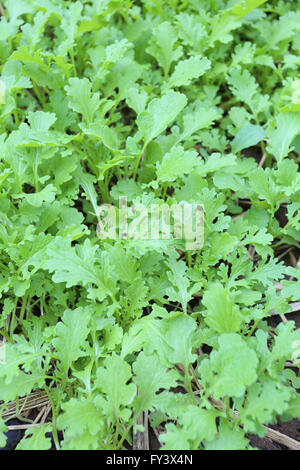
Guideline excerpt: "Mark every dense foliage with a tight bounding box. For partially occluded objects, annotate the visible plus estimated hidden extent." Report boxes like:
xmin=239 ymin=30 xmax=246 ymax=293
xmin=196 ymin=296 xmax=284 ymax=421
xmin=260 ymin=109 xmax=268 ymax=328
xmin=1 ymin=0 xmax=300 ymax=450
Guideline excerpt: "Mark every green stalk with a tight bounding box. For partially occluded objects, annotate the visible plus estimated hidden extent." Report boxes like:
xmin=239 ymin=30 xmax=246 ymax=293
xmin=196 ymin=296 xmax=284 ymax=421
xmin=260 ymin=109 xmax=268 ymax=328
xmin=133 ymin=144 xmax=146 ymax=180
xmin=184 ymin=366 xmax=198 ymax=404
xmin=0 ymin=260 xmax=8 ymax=272
xmin=116 ymin=413 xmax=138 ymax=450
xmin=98 ymin=180 xmax=110 ymax=203
xmin=113 ymin=418 xmax=120 ymax=448
xmin=70 ymin=49 xmax=77 ymax=76
xmin=9 ymin=298 xmax=18 ymax=337
xmin=0 ymin=328 xmax=13 ymax=342
xmin=32 ymin=82 xmax=45 ymax=107
xmin=45 ymin=388 xmax=61 ymax=450
xmin=19 ymin=295 xmax=28 ymax=323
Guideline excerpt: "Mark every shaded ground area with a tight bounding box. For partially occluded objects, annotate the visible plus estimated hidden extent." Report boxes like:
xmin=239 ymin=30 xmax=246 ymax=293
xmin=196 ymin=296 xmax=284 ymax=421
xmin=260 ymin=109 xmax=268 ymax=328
xmin=249 ymin=419 xmax=300 ymax=450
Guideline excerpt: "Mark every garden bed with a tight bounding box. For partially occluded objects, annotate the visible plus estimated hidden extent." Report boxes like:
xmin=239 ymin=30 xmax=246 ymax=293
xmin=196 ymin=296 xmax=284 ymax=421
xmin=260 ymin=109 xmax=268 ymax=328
xmin=1 ymin=0 xmax=300 ymax=451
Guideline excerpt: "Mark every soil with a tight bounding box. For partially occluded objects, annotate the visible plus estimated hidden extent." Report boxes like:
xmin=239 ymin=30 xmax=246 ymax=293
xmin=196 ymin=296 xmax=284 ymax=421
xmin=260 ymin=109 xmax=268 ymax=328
xmin=249 ymin=419 xmax=300 ymax=450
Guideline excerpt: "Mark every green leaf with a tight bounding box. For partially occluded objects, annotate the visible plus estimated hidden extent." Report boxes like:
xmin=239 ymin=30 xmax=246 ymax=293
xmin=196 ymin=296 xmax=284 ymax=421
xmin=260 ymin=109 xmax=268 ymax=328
xmin=238 ymin=379 xmax=291 ymax=433
xmin=53 ymin=307 xmax=90 ymax=375
xmin=133 ymin=352 xmax=178 ymax=412
xmin=146 ymin=22 xmax=182 ymax=77
xmin=74 ymin=167 xmax=99 ymax=215
xmin=16 ymin=424 xmax=52 ymax=450
xmin=44 ymin=238 xmax=100 ymax=287
xmin=161 ymin=406 xmax=219 ymax=450
xmin=285 ymin=395 xmax=300 ymax=420
xmin=58 ymin=396 xmax=104 ymax=441
xmin=248 ymin=168 xmax=280 ymax=212
xmin=95 ymin=355 xmax=136 ymax=417
xmin=229 ymin=0 xmax=268 ymax=20
xmin=199 ymin=333 xmax=258 ymax=399
xmin=156 ymin=146 xmax=198 ymax=182
xmin=22 ymin=184 xmax=56 ymax=207
xmin=167 ymin=56 xmax=211 ymax=89
xmin=126 ymin=88 xmax=148 ymax=115
xmin=231 ymin=124 xmax=265 ymax=153
xmin=205 ymin=419 xmax=249 ymax=450
xmin=163 ymin=314 xmax=197 ymax=369
xmin=80 ymin=122 xmax=119 ymax=150
xmin=178 ymin=106 xmax=222 ymax=144
xmin=0 ymin=342 xmax=41 ymax=384
xmin=267 ymin=113 xmax=300 ymax=161
xmin=202 ymin=283 xmax=241 ymax=334
xmin=65 ymin=77 xmax=100 ymax=124
xmin=0 ymin=417 xmax=8 ymax=448
xmin=137 ymin=91 xmax=187 ymax=146
xmin=166 ymin=255 xmax=201 ymax=314
xmin=0 ymin=369 xmax=45 ymax=402
xmin=228 ymin=68 xmax=258 ymax=108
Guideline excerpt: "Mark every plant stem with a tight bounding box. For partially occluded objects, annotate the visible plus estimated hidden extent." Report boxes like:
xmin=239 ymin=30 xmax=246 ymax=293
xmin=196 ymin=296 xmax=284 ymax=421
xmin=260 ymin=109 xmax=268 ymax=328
xmin=116 ymin=413 xmax=139 ymax=450
xmin=9 ymin=298 xmax=18 ymax=337
xmin=32 ymin=82 xmax=45 ymax=107
xmin=0 ymin=328 xmax=13 ymax=342
xmin=19 ymin=295 xmax=28 ymax=323
xmin=133 ymin=145 xmax=146 ymax=180
xmin=45 ymin=388 xmax=61 ymax=450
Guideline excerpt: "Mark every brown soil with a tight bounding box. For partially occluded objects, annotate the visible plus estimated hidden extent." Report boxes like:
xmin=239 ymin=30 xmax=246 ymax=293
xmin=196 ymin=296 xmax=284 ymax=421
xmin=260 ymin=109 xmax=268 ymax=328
xmin=249 ymin=419 xmax=300 ymax=450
